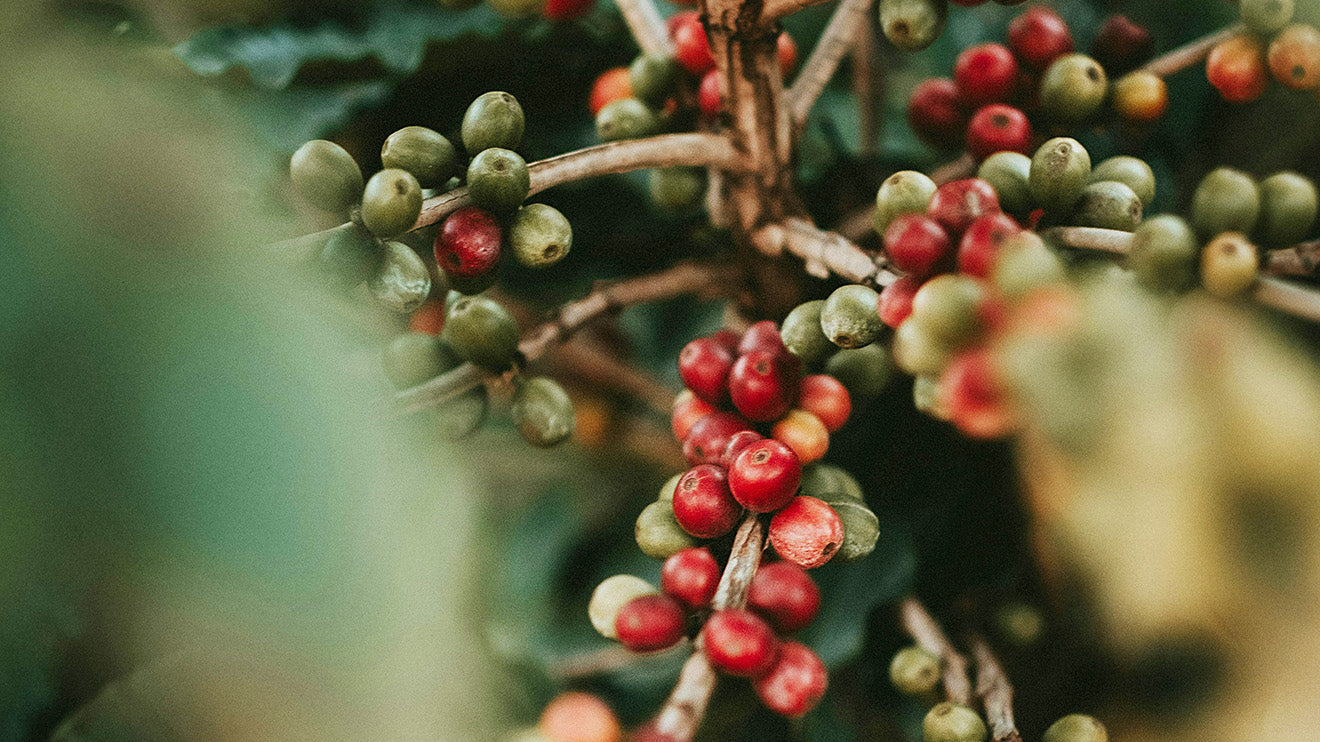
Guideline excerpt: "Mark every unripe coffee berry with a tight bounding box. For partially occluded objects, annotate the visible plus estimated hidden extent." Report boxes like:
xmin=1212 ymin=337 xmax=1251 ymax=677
xmin=661 ymin=547 xmax=720 ymax=608
xmin=362 ymin=168 xmax=423 ymax=238
xmin=977 ymin=152 xmax=1031 ymax=216
xmin=1030 ymin=137 xmax=1091 ymax=214
xmin=820 ymin=284 xmax=884 ymax=349
xmin=702 ymin=609 xmax=779 ymax=676
xmin=636 ymin=500 xmax=698 ymax=558
xmin=512 ymin=376 xmax=576 ymax=448
xmin=729 ymin=439 xmax=802 ymax=512
xmin=890 ymin=646 xmax=940 ymax=696
xmin=679 ymin=336 xmax=735 ymax=405
xmin=747 ymin=561 xmax=820 ymax=633
xmin=443 ymin=295 xmax=520 ymax=370
xmin=673 ymin=464 xmax=742 ymax=539
xmin=875 ymin=170 xmax=939 ymax=235
xmin=1073 ymin=181 xmax=1143 ymax=232
xmin=780 ymin=300 xmax=834 ymax=366
xmin=772 ymin=409 xmax=830 ymax=465
xmin=923 ymin=702 xmax=988 ymax=742
xmin=769 ymin=495 xmax=844 ymax=569
xmin=382 ymin=126 xmax=457 ymax=188
xmin=825 ymin=344 xmax=893 ymax=400
xmin=462 ymin=91 xmax=524 ymax=153
xmin=798 ymin=463 xmax=865 ymax=505
xmin=1091 ymin=156 xmax=1156 ymax=208
xmin=383 ymin=332 xmax=458 ymax=390
xmin=1043 ymin=714 xmax=1108 ymax=742
xmin=509 ymin=203 xmax=572 ymax=268
xmin=589 ymin=574 xmax=658 ymax=639
xmin=1039 ymin=54 xmax=1108 ymax=122
xmin=881 ymin=0 xmax=947 ymax=51
xmin=1201 ymin=232 xmax=1259 ymax=298
xmin=683 ymin=411 xmax=751 ymax=465
xmin=371 ymin=241 xmax=431 ymax=314
xmin=615 ymin=594 xmax=687 ymax=652
xmin=752 ymin=641 xmax=828 ymax=718
xmin=467 ymin=148 xmax=531 ymax=213
xmin=1256 ymin=171 xmax=1318 ymax=246
xmin=1191 ymin=167 xmax=1260 ymax=239
xmin=291 ymin=139 xmax=362 ymax=215
xmin=729 ymin=351 xmax=799 ymax=422
xmin=1128 ymin=215 xmax=1199 ymax=292
xmin=436 ymin=206 xmax=502 ymax=279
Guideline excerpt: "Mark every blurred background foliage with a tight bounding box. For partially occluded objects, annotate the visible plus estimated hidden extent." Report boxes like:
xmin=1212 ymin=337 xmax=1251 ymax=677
xmin=4 ymin=0 xmax=1320 ymax=740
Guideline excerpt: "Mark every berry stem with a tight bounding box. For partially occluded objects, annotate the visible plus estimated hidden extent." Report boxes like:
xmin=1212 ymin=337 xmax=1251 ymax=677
xmin=615 ymin=0 xmax=675 ymax=57
xmin=786 ymin=0 xmax=879 ymax=127
xmin=969 ymin=635 xmax=1022 ymax=742
xmin=1255 ymin=276 xmax=1320 ymax=323
xmin=1265 ymin=240 xmax=1320 ymax=278
xmin=1140 ymin=24 xmax=1244 ymax=78
xmin=763 ymin=0 xmax=838 ymax=21
xmin=755 ymin=217 xmax=899 ymax=286
xmin=853 ymin=13 xmax=883 ymax=155
xmin=931 ymin=153 xmax=978 ymax=186
xmin=546 ymin=337 xmax=678 ymax=415
xmin=897 ymin=597 xmax=974 ymax=706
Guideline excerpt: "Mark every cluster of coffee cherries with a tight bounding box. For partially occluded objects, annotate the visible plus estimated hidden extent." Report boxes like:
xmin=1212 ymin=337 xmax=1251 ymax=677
xmin=907 ymin=6 xmax=1163 ymax=161
xmin=1206 ymin=0 xmax=1320 ymax=103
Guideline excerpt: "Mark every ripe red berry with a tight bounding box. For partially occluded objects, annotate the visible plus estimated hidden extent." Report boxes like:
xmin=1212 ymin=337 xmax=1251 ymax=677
xmin=590 ymin=67 xmax=633 ymax=116
xmin=671 ymin=14 xmax=715 ymax=75
xmin=683 ymin=411 xmax=752 ymax=465
xmin=928 ymin=178 xmax=1001 ymax=236
xmin=435 ymin=206 xmax=501 ymax=279
xmin=1268 ymin=24 xmax=1320 ymax=90
xmin=729 ymin=439 xmax=802 ymax=512
xmin=729 ymin=350 xmax=799 ymax=422
xmin=702 ymin=609 xmax=779 ymax=677
xmin=908 ymin=78 xmax=969 ymax=151
xmin=1207 ymin=34 xmax=1269 ymax=104
xmin=710 ymin=328 xmax=741 ymax=353
xmin=671 ymin=389 xmax=715 ymax=441
xmin=737 ymin=320 xmax=789 ymax=356
xmin=778 ymin=32 xmax=798 ymax=76
xmin=954 ymin=44 xmax=1020 ymax=108
xmin=1091 ymin=14 xmax=1154 ymax=75
xmin=771 ymin=410 xmax=830 ymax=465
xmin=543 ymin=0 xmax=595 ymax=22
xmin=673 ymin=464 xmax=742 ymax=538
xmin=769 ymin=496 xmax=844 ymax=569
xmin=747 ymin=561 xmax=821 ymax=634
xmin=884 ymin=214 xmax=952 ymax=278
xmin=965 ymin=104 xmax=1032 ymax=161
xmin=797 ymin=375 xmax=851 ymax=433
xmin=941 ymin=348 xmax=1015 ymax=439
xmin=615 ymin=594 xmax=687 ymax=652
xmin=661 ymin=547 xmax=721 ymax=609
xmin=698 ymin=69 xmax=722 ymax=116
xmin=879 ymin=275 xmax=922 ymax=328
xmin=752 ymin=641 xmax=828 ymax=718
xmin=409 ymin=299 xmax=446 ymax=335
xmin=540 ymin=692 xmax=622 ymax=742
xmin=679 ymin=336 xmax=735 ymax=404
xmin=1007 ymin=6 xmax=1074 ymax=70
xmin=957 ymin=212 xmax=1021 ymax=278
xmin=720 ymin=429 xmax=765 ymax=469
xmin=666 ymin=10 xmax=698 ymax=36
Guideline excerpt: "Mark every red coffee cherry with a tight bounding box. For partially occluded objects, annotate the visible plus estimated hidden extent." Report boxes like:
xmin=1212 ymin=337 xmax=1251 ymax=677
xmin=666 ymin=9 xmax=698 ymax=36
xmin=615 ymin=594 xmax=687 ymax=652
xmin=1268 ymin=24 xmax=1320 ymax=90
xmin=710 ymin=328 xmax=741 ymax=353
xmin=752 ymin=641 xmax=828 ymax=718
xmin=879 ymin=275 xmax=922 ymax=328
xmin=435 ymin=206 xmax=502 ymax=279
xmin=1207 ymin=34 xmax=1269 ymax=104
xmin=747 ymin=561 xmax=821 ymax=634
xmin=957 ymin=212 xmax=1021 ymax=278
xmin=928 ymin=178 xmax=1001 ymax=236
xmin=698 ymin=69 xmax=722 ymax=116
xmin=1091 ymin=14 xmax=1154 ymax=75
xmin=671 ymin=13 xmax=715 ymax=75
xmin=769 ymin=496 xmax=844 ymax=569
xmin=720 ymin=429 xmax=765 ymax=469
xmin=1007 ymin=5 xmax=1074 ymax=70
xmin=729 ymin=350 xmax=799 ymax=422
xmin=771 ymin=410 xmax=830 ymax=465
xmin=589 ymin=67 xmax=633 ymax=116
xmin=673 ymin=464 xmax=742 ymax=538
xmin=409 ymin=299 xmax=446 ymax=335
xmin=679 ymin=336 xmax=735 ymax=405
xmin=883 ymin=213 xmax=952 ymax=278
xmin=954 ymin=44 xmax=1020 ymax=107
xmin=539 ymin=692 xmax=622 ymax=742
xmin=965 ymin=104 xmax=1032 ymax=162
xmin=779 ymin=33 xmax=798 ymax=77
xmin=672 ymin=389 xmax=715 ymax=441
xmin=908 ymin=78 xmax=969 ymax=150
xmin=737 ymin=320 xmax=789 ymax=356
xmin=942 ymin=348 xmax=1015 ymax=439
xmin=683 ymin=411 xmax=752 ymax=465
xmin=702 ymin=609 xmax=779 ymax=677
xmin=797 ymin=374 xmax=851 ymax=433
xmin=729 ymin=439 xmax=803 ymax=512
xmin=661 ymin=547 xmax=721 ymax=609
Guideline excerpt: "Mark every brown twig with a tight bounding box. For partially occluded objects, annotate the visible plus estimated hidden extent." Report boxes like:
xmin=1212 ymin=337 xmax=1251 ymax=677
xmin=931 ymin=153 xmax=977 ymax=186
xmin=898 ymin=597 xmax=974 ymax=705
xmin=762 ymin=0 xmax=834 ymax=21
xmin=615 ymin=0 xmax=674 ymax=57
xmin=970 ymin=635 xmax=1022 ymax=742
xmin=786 ymin=0 xmax=878 ymax=127
xmin=1265 ymin=240 xmax=1320 ymax=278
xmin=1140 ymin=24 xmax=1244 ymax=78
xmin=544 ymin=338 xmax=677 ymax=416
xmin=853 ymin=14 xmax=880 ymax=155
xmin=1040 ymin=226 xmax=1132 ymax=256
xmin=754 ymin=217 xmax=898 ymax=286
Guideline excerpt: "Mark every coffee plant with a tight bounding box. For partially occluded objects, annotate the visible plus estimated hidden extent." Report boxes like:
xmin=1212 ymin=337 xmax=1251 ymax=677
xmin=6 ymin=0 xmax=1320 ymax=740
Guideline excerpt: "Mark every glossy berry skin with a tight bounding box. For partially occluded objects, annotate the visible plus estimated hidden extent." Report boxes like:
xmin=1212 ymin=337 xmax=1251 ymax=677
xmin=467 ymin=148 xmax=531 ymax=213
xmin=1008 ymin=6 xmax=1073 ymax=70
xmin=362 ymin=168 xmax=423 ymax=238
xmin=942 ymin=349 xmax=1014 ymax=439
xmin=1043 ymin=714 xmax=1108 ymax=742
xmin=1112 ymin=71 xmax=1168 ymax=122
xmin=590 ymin=67 xmax=633 ymax=116
xmin=729 ymin=351 xmax=799 ymax=422
xmin=290 ymin=139 xmax=362 ymax=215
xmin=958 ymin=212 xmax=1021 ymax=278
xmin=752 ymin=642 xmax=828 ymax=718
xmin=461 ymin=91 xmax=524 ymax=153
xmin=929 ymin=179 xmax=1001 ymax=236
xmin=908 ymin=78 xmax=969 ymax=150
xmin=729 ymin=439 xmax=802 ymax=512
xmin=1268 ymin=24 xmax=1320 ymax=90
xmin=954 ymin=44 xmax=1019 ymax=108
xmin=879 ymin=275 xmax=922 ymax=328
xmin=434 ymin=206 xmax=501 ymax=279
xmin=924 ymin=702 xmax=988 ymax=742
xmin=737 ymin=320 xmax=790 ymax=356
xmin=683 ymin=411 xmax=751 ymax=465
xmin=720 ymin=429 xmax=765 ymax=469
xmin=772 ymin=409 xmax=830 ymax=465
xmin=673 ymin=464 xmax=742 ymax=539
xmin=615 ymin=594 xmax=687 ymax=652
xmin=702 ymin=609 xmax=779 ymax=677
xmin=671 ymin=14 xmax=715 ymax=75
xmin=797 ymin=375 xmax=851 ymax=433
xmin=698 ymin=69 xmax=722 ymax=116
xmin=884 ymin=214 xmax=951 ymax=277
xmin=1207 ymin=34 xmax=1268 ymax=104
xmin=889 ymin=646 xmax=941 ymax=696
xmin=679 ymin=336 xmax=735 ymax=405
xmin=661 ymin=547 xmax=721 ymax=609
xmin=672 ymin=389 xmax=715 ymax=441
xmin=1039 ymin=54 xmax=1108 ymax=122
xmin=1091 ymin=14 xmax=1153 ymax=75
xmin=965 ymin=104 xmax=1032 ymax=161
xmin=769 ymin=495 xmax=844 ymax=569
xmin=747 ymin=561 xmax=820 ymax=633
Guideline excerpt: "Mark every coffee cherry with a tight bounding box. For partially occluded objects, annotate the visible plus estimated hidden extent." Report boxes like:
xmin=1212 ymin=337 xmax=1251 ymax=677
xmin=673 ymin=464 xmax=741 ymax=538
xmin=955 ymin=44 xmax=1019 ymax=107
xmin=435 ymin=206 xmax=500 ymax=279
xmin=1268 ymin=24 xmax=1320 ymax=90
xmin=1043 ymin=714 xmax=1108 ymax=742
xmin=1128 ymin=215 xmax=1199 ymax=292
xmin=889 ymin=645 xmax=940 ymax=696
xmin=1007 ymin=6 xmax=1073 ymax=70
xmin=702 ymin=609 xmax=779 ymax=676
xmin=661 ymin=547 xmax=720 ymax=608
xmin=729 ymin=439 xmax=802 ymax=512
xmin=1257 ymin=171 xmax=1318 ymax=246
xmin=467 ymin=148 xmax=531 ymax=213
xmin=672 ymin=389 xmax=715 ymax=441
xmin=712 ymin=328 xmax=741 ymax=352
xmin=590 ymin=67 xmax=633 ymax=116
xmin=799 ymin=463 xmax=865 ymax=505
xmin=923 ymin=702 xmax=988 ymax=742
xmin=382 ymin=126 xmax=457 ymax=188
xmin=383 ymin=332 xmax=458 ymax=389
xmin=596 ymin=98 xmax=660 ymax=142
xmin=825 ymin=343 xmax=893 ymax=399
xmin=820 ymin=285 xmax=884 ymax=349
xmin=1112 ymin=71 xmax=1168 ymax=123
xmin=884 ymin=214 xmax=952 ymax=277
xmin=1207 ymin=34 xmax=1269 ymax=103
xmin=880 ymin=275 xmax=921 ymax=328
xmin=512 ymin=376 xmax=575 ymax=447
xmin=752 ymin=641 xmax=828 ymax=718
xmin=615 ymin=594 xmax=687 ymax=652
xmin=995 ymin=602 xmax=1045 ymax=646
xmin=650 ymin=168 xmax=706 ymax=213
xmin=958 ymin=212 xmax=1020 ymax=278
xmin=698 ymin=69 xmax=722 ymax=116
xmin=748 ymin=561 xmax=820 ymax=633
xmin=539 ymin=692 xmax=622 ymax=742
xmin=317 ymin=224 xmax=379 ymax=288
xmin=1030 ymin=137 xmax=1091 ymax=214
xmin=911 ymin=274 xmax=986 ymax=346
xmin=770 ymin=495 xmax=844 ymax=568
xmin=797 ymin=374 xmax=851 ymax=433
xmin=636 ymin=500 xmax=698 ymax=558
xmin=778 ymin=32 xmax=798 ymax=76
xmin=730 ymin=351 xmax=799 ymax=422
xmin=1091 ymin=14 xmax=1153 ymax=75
xmin=976 ymin=152 xmax=1031 ymax=216
xmin=880 ymin=0 xmax=948 ymax=52
xmin=738 ymin=320 xmax=790 ymax=356
xmin=629 ymin=54 xmax=678 ymax=108
xmin=907 ymin=78 xmax=968 ymax=150
xmin=443 ymin=295 xmax=520 ymax=370
xmin=1241 ymin=0 xmax=1294 ymax=35
xmin=684 ymin=411 xmax=752 ymax=465
xmin=892 ymin=317 xmax=953 ymax=376
xmin=1039 ymin=54 xmax=1107 ymax=122
xmin=409 ymin=298 xmax=446 ymax=335
xmin=929 ymin=179 xmax=1001 ymax=236
xmin=290 ymin=139 xmax=362 ymax=214
xmin=965 ymin=104 xmax=1032 ymax=162
xmin=992 ymin=231 xmax=1065 ymax=301
xmin=509 ymin=203 xmax=572 ymax=268
xmin=942 ymin=349 xmax=1013 ymax=439
xmin=370 ymin=241 xmax=432 ymax=314
xmin=781 ymin=301 xmax=835 ymax=366
xmin=589 ymin=574 xmax=659 ymax=639
xmin=1201 ymin=232 xmax=1259 ymax=298
xmin=772 ymin=410 xmax=830 ymax=465
xmin=1073 ymin=181 xmax=1143 ymax=232
xmin=1191 ymin=167 xmax=1260 ymax=239
xmin=462 ymin=91 xmax=525 ymax=153
xmin=679 ymin=337 xmax=735 ymax=405
xmin=362 ymin=168 xmax=423 ymax=238
xmin=720 ymin=430 xmax=765 ymax=469
xmin=659 ymin=472 xmax=683 ymax=502
xmin=875 ymin=170 xmax=939 ymax=235
xmin=671 ymin=14 xmax=714 ymax=75
xmin=1091 ymin=156 xmax=1156 ymax=209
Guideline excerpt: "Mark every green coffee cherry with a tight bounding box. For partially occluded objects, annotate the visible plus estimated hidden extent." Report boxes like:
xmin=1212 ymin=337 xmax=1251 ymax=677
xmin=799 ymin=463 xmax=866 ymax=504
xmin=629 ymin=54 xmax=679 ymax=107
xmin=461 ymin=91 xmax=525 ymax=153
xmin=879 ymin=0 xmax=947 ymax=52
xmin=1042 ymin=714 xmax=1108 ymax=742
xmin=361 ymin=168 xmax=423 ymax=238
xmin=369 ymin=241 xmax=432 ymax=313
xmin=825 ymin=343 xmax=893 ymax=398
xmin=1240 ymin=0 xmax=1294 ymax=35
xmin=512 ymin=376 xmax=575 ymax=447
xmin=635 ymin=500 xmax=697 ymax=558
xmin=509 ymin=203 xmax=572 ymax=268
xmin=923 ymin=702 xmax=988 ymax=742
xmin=910 ymin=274 xmax=985 ymax=346
xmin=383 ymin=332 xmax=460 ymax=389
xmin=977 ymin=152 xmax=1032 ymax=216
xmin=1073 ymin=181 xmax=1143 ymax=231
xmin=1030 ymin=138 xmax=1092 ymax=214
xmin=993 ymin=232 xmax=1065 ymax=301
xmin=1128 ymin=215 xmax=1199 ymax=292
xmin=443 ymin=295 xmax=521 ymax=370
xmin=874 ymin=170 xmax=938 ymax=234
xmin=832 ymin=500 xmax=880 ymax=561
xmin=889 ymin=646 xmax=941 ymax=696
xmin=1191 ymin=168 xmax=1260 ymax=239
xmin=650 ymin=167 xmax=705 ymax=213
xmin=597 ymin=98 xmax=661 ymax=141
xmin=658 ymin=472 xmax=682 ymax=502
xmin=290 ymin=139 xmax=362 ymax=214
xmin=1040 ymin=54 xmax=1108 ymax=123
xmin=781 ymin=300 xmax=835 ymax=366
xmin=317 ymin=224 xmax=379 ymax=288
xmin=821 ymin=284 xmax=884 ymax=349
xmin=1201 ymin=232 xmax=1259 ymax=298
xmin=893 ymin=318 xmax=953 ymax=377
xmin=1256 ymin=171 xmax=1318 ymax=246
xmin=436 ymin=387 xmax=489 ymax=440
xmin=589 ymin=575 xmax=658 ymax=639
xmin=1091 ymin=156 xmax=1155 ymax=208
xmin=382 ymin=126 xmax=458 ymax=188
xmin=467 ymin=148 xmax=531 ymax=213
